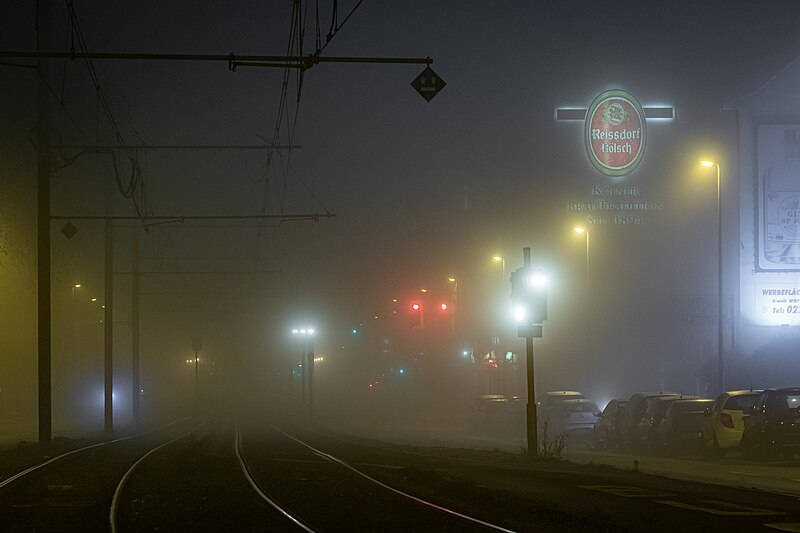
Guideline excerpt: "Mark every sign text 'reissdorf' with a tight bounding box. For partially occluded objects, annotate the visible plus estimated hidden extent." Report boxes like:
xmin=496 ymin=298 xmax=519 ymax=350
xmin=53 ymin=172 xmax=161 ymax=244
xmin=585 ymin=89 xmax=646 ymax=176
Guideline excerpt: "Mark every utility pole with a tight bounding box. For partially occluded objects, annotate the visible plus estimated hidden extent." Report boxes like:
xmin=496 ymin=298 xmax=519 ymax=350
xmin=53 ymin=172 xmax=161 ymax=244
xmin=510 ymin=247 xmax=548 ymax=458
xmin=104 ymin=188 xmax=114 ymax=435
xmin=36 ymin=0 xmax=52 ymax=444
xmin=307 ymin=348 xmax=315 ymax=424
xmin=131 ymin=233 xmax=140 ymax=425
xmin=191 ymin=337 xmax=202 ymax=416
xmin=523 ymin=248 xmax=537 ymax=459
xmin=194 ymin=349 xmax=199 ymax=416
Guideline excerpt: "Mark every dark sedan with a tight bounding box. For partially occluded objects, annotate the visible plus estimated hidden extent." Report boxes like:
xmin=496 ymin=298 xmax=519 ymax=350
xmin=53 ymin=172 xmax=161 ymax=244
xmin=740 ymin=387 xmax=800 ymax=459
xmin=655 ymin=398 xmax=714 ymax=453
xmin=593 ymin=399 xmax=626 ymax=449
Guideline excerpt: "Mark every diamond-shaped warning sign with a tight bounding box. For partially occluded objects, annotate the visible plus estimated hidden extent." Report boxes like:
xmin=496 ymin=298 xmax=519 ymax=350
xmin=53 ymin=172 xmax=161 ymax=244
xmin=411 ymin=66 xmax=446 ymax=102
xmin=61 ymin=221 xmax=78 ymax=239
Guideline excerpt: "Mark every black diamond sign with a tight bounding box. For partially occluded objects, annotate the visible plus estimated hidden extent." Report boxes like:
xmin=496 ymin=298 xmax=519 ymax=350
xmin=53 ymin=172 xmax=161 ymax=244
xmin=411 ymin=66 xmax=446 ymax=102
xmin=61 ymin=221 xmax=78 ymax=239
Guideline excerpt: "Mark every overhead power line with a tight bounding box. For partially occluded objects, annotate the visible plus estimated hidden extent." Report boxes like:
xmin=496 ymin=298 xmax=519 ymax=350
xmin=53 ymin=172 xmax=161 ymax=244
xmin=0 ymin=51 xmax=433 ymax=69
xmin=51 ymin=213 xmax=335 ymax=221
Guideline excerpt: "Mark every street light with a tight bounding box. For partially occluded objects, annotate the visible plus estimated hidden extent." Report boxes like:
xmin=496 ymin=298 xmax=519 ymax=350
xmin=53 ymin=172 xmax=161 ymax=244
xmin=291 ymin=327 xmax=316 ymax=423
xmin=492 ymin=256 xmax=506 ymax=280
xmin=574 ymin=227 xmax=589 ymax=286
xmin=700 ymin=160 xmax=724 ymax=394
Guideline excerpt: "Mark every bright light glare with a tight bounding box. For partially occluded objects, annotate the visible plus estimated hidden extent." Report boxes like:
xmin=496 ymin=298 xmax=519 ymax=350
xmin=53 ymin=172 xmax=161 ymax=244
xmin=412 ymin=303 xmax=420 ymax=311
xmin=292 ymin=329 xmax=299 ymax=334
xmin=308 ymin=329 xmax=315 ymax=335
xmin=448 ymin=277 xmax=456 ymax=282
xmin=440 ymin=303 xmax=448 ymax=311
xmin=493 ymin=256 xmax=503 ymax=262
xmin=574 ymin=227 xmax=586 ymax=233
xmin=527 ymin=272 xmax=548 ymax=289
xmin=700 ymin=160 xmax=715 ymax=167
xmin=420 ymin=288 xmax=427 ymax=293
xmin=74 ymin=283 xmax=82 ymax=288
xmin=513 ymin=305 xmax=527 ymax=323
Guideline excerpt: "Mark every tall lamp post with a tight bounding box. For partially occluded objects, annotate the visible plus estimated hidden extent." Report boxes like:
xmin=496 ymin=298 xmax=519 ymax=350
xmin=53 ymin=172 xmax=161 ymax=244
xmin=493 ymin=256 xmax=506 ymax=281
xmin=448 ymin=277 xmax=458 ymax=335
xmin=574 ymin=227 xmax=589 ymax=287
xmin=291 ymin=327 xmax=315 ymax=423
xmin=701 ymin=160 xmax=724 ymax=394
xmin=493 ymin=255 xmax=506 ymax=348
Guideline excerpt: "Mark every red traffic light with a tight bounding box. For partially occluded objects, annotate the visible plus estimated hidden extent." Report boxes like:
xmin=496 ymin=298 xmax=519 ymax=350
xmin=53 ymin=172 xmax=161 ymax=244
xmin=440 ymin=302 xmax=448 ymax=312
xmin=411 ymin=303 xmax=421 ymax=311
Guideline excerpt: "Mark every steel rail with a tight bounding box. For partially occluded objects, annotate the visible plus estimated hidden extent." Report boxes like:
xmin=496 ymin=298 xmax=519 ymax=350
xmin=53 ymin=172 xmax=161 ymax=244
xmin=273 ymin=426 xmax=517 ymax=533
xmin=0 ymin=418 xmax=188 ymax=490
xmin=234 ymin=424 xmax=317 ymax=532
xmin=109 ymin=424 xmax=204 ymax=533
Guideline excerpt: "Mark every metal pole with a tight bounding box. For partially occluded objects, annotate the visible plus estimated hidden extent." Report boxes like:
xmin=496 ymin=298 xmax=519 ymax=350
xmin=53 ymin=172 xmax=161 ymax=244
xmin=36 ymin=0 xmax=52 ymax=444
xmin=131 ymin=235 xmax=140 ymax=424
xmin=194 ymin=350 xmax=199 ymax=416
xmin=585 ymin=230 xmax=590 ymax=287
xmin=526 ymin=336 xmax=537 ymax=458
xmin=104 ymin=215 xmax=114 ymax=434
xmin=717 ymin=163 xmax=724 ymax=394
xmin=522 ymin=247 xmax=538 ymax=458
xmin=301 ymin=342 xmax=306 ymax=422
xmin=308 ymin=348 xmax=314 ymax=425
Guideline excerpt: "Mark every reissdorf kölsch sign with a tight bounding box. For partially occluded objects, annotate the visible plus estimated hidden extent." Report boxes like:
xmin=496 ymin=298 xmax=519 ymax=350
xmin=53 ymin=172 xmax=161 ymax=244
xmin=585 ymin=90 xmax=646 ymax=176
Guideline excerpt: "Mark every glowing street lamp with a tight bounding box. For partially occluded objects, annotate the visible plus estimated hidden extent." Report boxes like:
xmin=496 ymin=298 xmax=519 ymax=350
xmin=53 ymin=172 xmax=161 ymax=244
xmin=492 ymin=255 xmax=505 ymax=279
xmin=291 ymin=326 xmax=316 ymax=423
xmin=574 ymin=227 xmax=590 ymax=285
xmin=700 ymin=159 xmax=724 ymax=394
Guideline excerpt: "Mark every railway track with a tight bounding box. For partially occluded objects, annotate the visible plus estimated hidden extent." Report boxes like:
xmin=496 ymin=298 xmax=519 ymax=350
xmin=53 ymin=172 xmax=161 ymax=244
xmin=0 ymin=420 xmax=517 ymax=532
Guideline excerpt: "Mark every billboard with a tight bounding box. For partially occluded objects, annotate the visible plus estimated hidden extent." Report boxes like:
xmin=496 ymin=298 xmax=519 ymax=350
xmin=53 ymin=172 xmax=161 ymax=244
xmin=757 ymin=124 xmax=800 ymax=271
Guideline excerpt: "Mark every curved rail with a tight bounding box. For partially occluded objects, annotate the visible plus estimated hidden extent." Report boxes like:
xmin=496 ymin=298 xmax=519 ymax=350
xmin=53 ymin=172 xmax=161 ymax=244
xmin=272 ymin=425 xmax=516 ymax=533
xmin=0 ymin=419 xmax=187 ymax=490
xmin=234 ymin=423 xmax=318 ymax=532
xmin=109 ymin=427 xmax=200 ymax=533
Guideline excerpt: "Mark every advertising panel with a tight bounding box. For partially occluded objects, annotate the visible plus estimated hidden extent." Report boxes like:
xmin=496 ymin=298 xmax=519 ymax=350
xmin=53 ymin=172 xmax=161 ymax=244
xmin=755 ymin=284 xmax=800 ymax=326
xmin=757 ymin=124 xmax=800 ymax=271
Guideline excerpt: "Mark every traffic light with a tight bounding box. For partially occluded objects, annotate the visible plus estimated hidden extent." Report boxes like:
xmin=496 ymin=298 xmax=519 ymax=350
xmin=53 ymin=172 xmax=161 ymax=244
xmin=410 ymin=302 xmax=422 ymax=327
xmin=510 ymin=267 xmax=547 ymax=327
xmin=439 ymin=302 xmax=448 ymax=312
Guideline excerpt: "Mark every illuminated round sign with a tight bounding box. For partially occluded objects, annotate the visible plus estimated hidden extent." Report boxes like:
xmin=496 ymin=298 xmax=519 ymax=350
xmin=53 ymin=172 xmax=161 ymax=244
xmin=585 ymin=90 xmax=646 ymax=176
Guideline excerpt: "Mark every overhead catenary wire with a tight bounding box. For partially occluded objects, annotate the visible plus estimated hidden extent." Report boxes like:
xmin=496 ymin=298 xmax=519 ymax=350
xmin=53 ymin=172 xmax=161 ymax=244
xmin=63 ymin=0 xmax=150 ymax=225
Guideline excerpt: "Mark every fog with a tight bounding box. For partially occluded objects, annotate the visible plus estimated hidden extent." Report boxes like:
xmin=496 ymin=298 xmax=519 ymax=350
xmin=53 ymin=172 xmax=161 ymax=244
xmin=2 ymin=1 xmax=800 ymax=442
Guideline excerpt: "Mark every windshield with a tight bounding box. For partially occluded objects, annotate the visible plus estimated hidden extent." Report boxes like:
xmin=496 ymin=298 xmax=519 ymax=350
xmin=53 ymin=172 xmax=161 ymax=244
xmin=723 ymin=394 xmax=759 ymax=411
xmin=556 ymin=401 xmax=599 ymax=414
xmin=776 ymin=393 xmax=800 ymax=411
xmin=669 ymin=401 xmax=711 ymax=414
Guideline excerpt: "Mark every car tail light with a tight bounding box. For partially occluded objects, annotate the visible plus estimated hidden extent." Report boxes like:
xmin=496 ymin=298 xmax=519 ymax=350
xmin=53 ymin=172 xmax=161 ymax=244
xmin=720 ymin=413 xmax=734 ymax=429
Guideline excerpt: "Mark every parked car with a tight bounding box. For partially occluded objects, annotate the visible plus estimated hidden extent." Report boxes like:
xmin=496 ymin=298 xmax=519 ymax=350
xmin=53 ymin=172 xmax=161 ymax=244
xmin=538 ymin=391 xmax=585 ymax=416
xmin=634 ymin=395 xmax=687 ymax=452
xmin=471 ymin=394 xmax=513 ymax=434
xmin=701 ymin=390 xmax=762 ymax=458
xmin=619 ymin=392 xmax=679 ymax=450
xmin=540 ymin=396 xmax=600 ymax=441
xmin=655 ymin=398 xmax=715 ymax=453
xmin=593 ymin=399 xmax=627 ymax=449
xmin=740 ymin=387 xmax=800 ymax=459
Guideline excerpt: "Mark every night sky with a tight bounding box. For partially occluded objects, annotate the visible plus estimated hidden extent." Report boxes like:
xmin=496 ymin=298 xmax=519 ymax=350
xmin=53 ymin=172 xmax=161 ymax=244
xmin=2 ymin=1 xmax=800 ymax=423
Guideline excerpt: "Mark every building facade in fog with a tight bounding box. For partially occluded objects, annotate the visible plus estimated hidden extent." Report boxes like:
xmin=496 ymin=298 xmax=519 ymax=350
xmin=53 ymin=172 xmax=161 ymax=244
xmin=730 ymin=57 xmax=800 ymax=355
